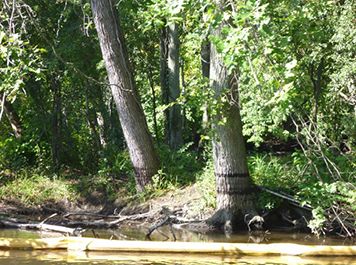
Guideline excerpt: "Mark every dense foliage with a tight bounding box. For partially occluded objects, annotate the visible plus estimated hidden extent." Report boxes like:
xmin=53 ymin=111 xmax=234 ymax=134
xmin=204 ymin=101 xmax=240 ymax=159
xmin=0 ymin=0 xmax=354 ymax=236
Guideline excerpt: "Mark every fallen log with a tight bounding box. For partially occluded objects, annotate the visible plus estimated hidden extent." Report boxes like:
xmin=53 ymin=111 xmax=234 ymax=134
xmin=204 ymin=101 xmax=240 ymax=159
xmin=0 ymin=237 xmax=355 ymax=256
xmin=0 ymin=219 xmax=80 ymax=236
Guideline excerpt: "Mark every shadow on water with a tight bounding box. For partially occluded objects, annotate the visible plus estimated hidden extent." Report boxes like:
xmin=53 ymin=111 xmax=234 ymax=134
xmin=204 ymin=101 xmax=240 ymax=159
xmin=0 ymin=228 xmax=355 ymax=265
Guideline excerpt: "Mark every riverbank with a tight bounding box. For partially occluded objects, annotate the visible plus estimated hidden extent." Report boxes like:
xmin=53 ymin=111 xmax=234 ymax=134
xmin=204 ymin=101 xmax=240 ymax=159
xmin=0 ymin=152 xmax=355 ymax=238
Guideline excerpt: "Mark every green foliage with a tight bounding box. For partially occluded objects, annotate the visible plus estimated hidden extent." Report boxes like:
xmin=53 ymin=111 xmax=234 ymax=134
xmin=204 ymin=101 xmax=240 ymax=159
xmin=136 ymin=144 xmax=205 ymax=200
xmin=0 ymin=0 xmax=354 ymax=237
xmin=297 ymin=181 xmax=356 ymax=212
xmin=196 ymin=160 xmax=216 ymax=209
xmin=0 ymin=31 xmax=43 ymax=99
xmin=0 ymin=171 xmax=77 ymax=206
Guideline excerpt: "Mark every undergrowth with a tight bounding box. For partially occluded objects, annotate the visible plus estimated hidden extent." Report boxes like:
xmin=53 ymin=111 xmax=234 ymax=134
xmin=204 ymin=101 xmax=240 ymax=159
xmin=0 ymin=170 xmax=77 ymax=206
xmin=1 ymin=147 xmax=354 ymax=237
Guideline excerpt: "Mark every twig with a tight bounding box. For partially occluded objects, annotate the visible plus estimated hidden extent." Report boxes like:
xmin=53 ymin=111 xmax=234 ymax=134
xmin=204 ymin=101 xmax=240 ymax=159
xmin=39 ymin=213 xmax=58 ymax=225
xmin=331 ymin=206 xmax=352 ymax=238
xmin=257 ymin=185 xmax=312 ymax=211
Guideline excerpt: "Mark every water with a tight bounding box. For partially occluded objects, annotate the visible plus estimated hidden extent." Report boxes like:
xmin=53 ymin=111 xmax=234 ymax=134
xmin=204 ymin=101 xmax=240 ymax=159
xmin=0 ymin=228 xmax=354 ymax=265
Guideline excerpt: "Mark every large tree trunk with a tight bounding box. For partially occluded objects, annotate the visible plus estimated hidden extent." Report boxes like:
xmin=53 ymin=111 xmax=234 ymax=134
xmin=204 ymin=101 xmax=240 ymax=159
xmin=91 ymin=0 xmax=159 ymax=192
xmin=207 ymin=1 xmax=259 ymax=232
xmin=0 ymin=93 xmax=22 ymax=138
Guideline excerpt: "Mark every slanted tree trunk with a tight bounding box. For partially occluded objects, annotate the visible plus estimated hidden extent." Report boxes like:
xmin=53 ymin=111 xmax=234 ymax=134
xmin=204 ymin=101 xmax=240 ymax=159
xmin=207 ymin=0 xmax=259 ymax=232
xmin=0 ymin=93 xmax=22 ymax=138
xmin=91 ymin=0 xmax=159 ymax=192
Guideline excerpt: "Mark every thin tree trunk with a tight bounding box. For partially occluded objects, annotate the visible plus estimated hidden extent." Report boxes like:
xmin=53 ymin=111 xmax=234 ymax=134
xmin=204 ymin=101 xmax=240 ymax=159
xmin=85 ymin=90 xmax=101 ymax=169
xmin=91 ymin=0 xmax=159 ymax=192
xmin=147 ymin=66 xmax=159 ymax=142
xmin=160 ymin=27 xmax=169 ymax=143
xmin=51 ymin=75 xmax=62 ymax=172
xmin=207 ymin=1 xmax=258 ymax=231
xmin=0 ymin=93 xmax=22 ymax=138
xmin=201 ymin=40 xmax=210 ymax=128
xmin=167 ymin=22 xmax=183 ymax=149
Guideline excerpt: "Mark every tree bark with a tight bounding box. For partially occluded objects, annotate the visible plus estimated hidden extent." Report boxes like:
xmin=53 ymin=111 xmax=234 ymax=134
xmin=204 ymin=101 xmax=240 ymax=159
xmin=167 ymin=22 xmax=183 ymax=149
xmin=51 ymin=75 xmax=62 ymax=172
xmin=160 ymin=27 xmax=169 ymax=143
xmin=160 ymin=18 xmax=183 ymax=150
xmin=0 ymin=93 xmax=22 ymax=138
xmin=207 ymin=1 xmax=258 ymax=231
xmin=91 ymin=0 xmax=159 ymax=192
xmin=201 ymin=40 xmax=210 ymax=128
xmin=147 ymin=66 xmax=159 ymax=142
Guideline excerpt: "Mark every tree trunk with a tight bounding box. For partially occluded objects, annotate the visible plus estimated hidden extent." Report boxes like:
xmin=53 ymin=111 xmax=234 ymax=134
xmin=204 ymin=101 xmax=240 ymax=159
xmin=51 ymin=75 xmax=62 ymax=172
xmin=207 ymin=1 xmax=258 ymax=231
xmin=201 ymin=40 xmax=210 ymax=128
xmin=147 ymin=66 xmax=159 ymax=142
xmin=85 ymin=90 xmax=101 ymax=169
xmin=0 ymin=93 xmax=22 ymax=138
xmin=91 ymin=0 xmax=159 ymax=192
xmin=167 ymin=22 xmax=183 ymax=149
xmin=160 ymin=19 xmax=183 ymax=150
xmin=160 ymin=27 xmax=169 ymax=145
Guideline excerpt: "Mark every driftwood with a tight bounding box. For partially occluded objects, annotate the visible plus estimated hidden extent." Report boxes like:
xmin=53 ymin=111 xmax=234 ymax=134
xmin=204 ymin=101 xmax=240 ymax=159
xmin=0 ymin=214 xmax=82 ymax=236
xmin=146 ymin=207 xmax=176 ymax=240
xmin=0 ymin=237 xmax=355 ymax=256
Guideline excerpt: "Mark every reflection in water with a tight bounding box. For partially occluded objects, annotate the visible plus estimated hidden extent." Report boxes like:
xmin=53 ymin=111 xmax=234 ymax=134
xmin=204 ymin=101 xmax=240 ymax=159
xmin=0 ymin=228 xmax=354 ymax=265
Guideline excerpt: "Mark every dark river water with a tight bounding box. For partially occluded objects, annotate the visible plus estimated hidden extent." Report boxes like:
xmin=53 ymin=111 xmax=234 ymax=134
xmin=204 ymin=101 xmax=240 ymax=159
xmin=0 ymin=227 xmax=355 ymax=265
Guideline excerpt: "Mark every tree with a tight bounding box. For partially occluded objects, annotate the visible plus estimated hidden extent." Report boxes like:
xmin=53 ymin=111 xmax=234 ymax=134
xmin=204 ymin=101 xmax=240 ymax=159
xmin=91 ymin=0 xmax=160 ymax=191
xmin=207 ymin=0 xmax=259 ymax=231
xmin=0 ymin=93 xmax=22 ymax=138
xmin=160 ymin=0 xmax=183 ymax=150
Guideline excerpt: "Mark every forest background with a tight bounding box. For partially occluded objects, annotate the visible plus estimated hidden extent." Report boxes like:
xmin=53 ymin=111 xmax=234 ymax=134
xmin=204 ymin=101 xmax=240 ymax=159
xmin=0 ymin=0 xmax=355 ymax=237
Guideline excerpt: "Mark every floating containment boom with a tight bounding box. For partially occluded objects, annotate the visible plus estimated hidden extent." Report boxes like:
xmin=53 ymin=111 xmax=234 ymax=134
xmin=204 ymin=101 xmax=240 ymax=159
xmin=0 ymin=237 xmax=355 ymax=256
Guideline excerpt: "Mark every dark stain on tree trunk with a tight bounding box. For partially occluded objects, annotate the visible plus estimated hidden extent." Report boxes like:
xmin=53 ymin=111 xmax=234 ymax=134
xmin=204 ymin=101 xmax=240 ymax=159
xmin=207 ymin=0 xmax=261 ymax=232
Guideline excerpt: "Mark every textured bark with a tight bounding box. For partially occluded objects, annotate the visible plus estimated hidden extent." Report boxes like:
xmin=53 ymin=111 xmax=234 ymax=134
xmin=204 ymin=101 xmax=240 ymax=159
xmin=160 ymin=28 xmax=169 ymax=142
xmin=0 ymin=93 xmax=22 ymax=138
xmin=208 ymin=0 xmax=257 ymax=231
xmin=201 ymin=40 xmax=210 ymax=128
xmin=91 ymin=0 xmax=159 ymax=191
xmin=167 ymin=22 xmax=183 ymax=149
xmin=201 ymin=40 xmax=210 ymax=79
xmin=160 ymin=20 xmax=183 ymax=149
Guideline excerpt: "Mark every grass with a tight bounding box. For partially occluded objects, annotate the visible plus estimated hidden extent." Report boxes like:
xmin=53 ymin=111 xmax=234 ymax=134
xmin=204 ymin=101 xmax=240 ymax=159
xmin=1 ymin=149 xmax=353 ymax=237
xmin=0 ymin=171 xmax=77 ymax=206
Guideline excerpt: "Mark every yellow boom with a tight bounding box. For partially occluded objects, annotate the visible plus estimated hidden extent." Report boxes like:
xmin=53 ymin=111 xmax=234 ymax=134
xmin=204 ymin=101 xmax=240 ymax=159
xmin=0 ymin=237 xmax=355 ymax=256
